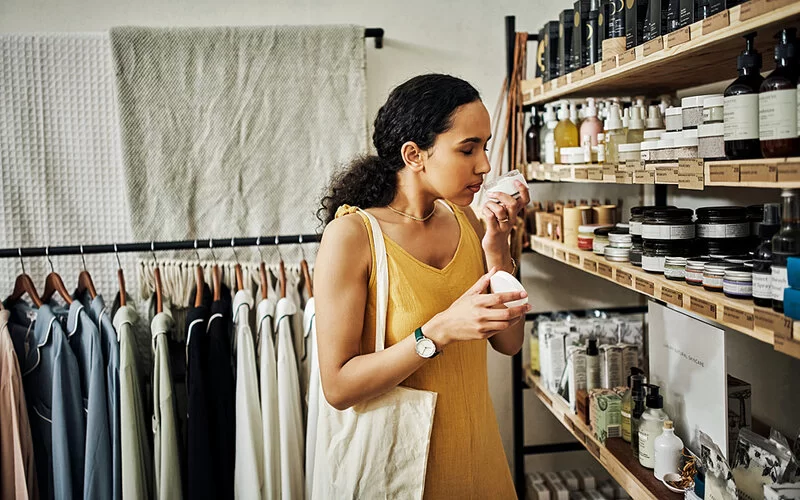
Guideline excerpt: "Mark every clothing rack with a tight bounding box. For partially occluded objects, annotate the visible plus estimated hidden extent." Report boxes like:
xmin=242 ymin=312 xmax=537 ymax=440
xmin=364 ymin=28 xmax=384 ymax=48
xmin=0 ymin=234 xmax=322 ymax=259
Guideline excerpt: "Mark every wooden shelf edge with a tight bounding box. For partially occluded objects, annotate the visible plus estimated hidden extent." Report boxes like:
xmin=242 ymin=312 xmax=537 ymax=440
xmin=522 ymin=1 xmax=800 ymax=105
xmin=524 ymin=369 xmax=679 ymax=500
xmin=529 ymin=236 xmax=800 ymax=359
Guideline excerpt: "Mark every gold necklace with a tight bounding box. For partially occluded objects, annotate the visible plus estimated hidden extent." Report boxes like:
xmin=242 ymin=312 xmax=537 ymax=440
xmin=387 ymin=202 xmax=437 ymax=222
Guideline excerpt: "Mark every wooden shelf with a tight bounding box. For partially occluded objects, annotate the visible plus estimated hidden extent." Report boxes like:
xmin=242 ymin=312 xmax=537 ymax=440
xmin=529 ymin=236 xmax=800 ymax=360
xmin=524 ymin=157 xmax=800 ymax=189
xmin=522 ymin=0 xmax=800 ymax=105
xmin=525 ymin=369 xmax=682 ymax=500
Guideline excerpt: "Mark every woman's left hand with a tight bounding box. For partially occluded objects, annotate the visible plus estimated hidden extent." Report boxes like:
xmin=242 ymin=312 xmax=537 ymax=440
xmin=480 ymin=180 xmax=530 ymax=258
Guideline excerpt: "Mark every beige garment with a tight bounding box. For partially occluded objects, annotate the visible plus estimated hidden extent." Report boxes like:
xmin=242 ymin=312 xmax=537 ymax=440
xmin=0 ymin=309 xmax=39 ymax=500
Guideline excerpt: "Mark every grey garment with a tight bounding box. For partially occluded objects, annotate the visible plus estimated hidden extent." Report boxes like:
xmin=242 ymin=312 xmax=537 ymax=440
xmin=54 ymin=301 xmax=113 ymax=500
xmin=8 ymin=302 xmax=85 ymax=500
xmin=80 ymin=293 xmax=122 ymax=500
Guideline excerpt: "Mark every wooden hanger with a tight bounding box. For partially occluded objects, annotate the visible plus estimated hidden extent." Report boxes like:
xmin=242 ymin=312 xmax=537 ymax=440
xmin=298 ymin=235 xmax=313 ymax=299
xmin=7 ymin=250 xmax=43 ymax=308
xmin=231 ymin=237 xmax=244 ymax=292
xmin=257 ymin=237 xmax=268 ymax=300
xmin=75 ymin=246 xmax=97 ymax=299
xmin=210 ymin=240 xmax=222 ymax=302
xmin=114 ymin=244 xmax=127 ymax=307
xmin=193 ymin=242 xmax=205 ymax=308
xmin=151 ymin=243 xmax=163 ymax=314
xmin=276 ymin=236 xmax=286 ymax=299
xmin=40 ymin=248 xmax=73 ymax=305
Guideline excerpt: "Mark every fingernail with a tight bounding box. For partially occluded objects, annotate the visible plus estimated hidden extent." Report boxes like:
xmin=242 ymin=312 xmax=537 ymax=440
xmin=520 ymin=291 xmax=528 ymax=298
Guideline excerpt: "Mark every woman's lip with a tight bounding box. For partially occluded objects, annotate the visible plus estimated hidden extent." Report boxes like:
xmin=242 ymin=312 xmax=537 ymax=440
xmin=467 ymin=184 xmax=482 ymax=193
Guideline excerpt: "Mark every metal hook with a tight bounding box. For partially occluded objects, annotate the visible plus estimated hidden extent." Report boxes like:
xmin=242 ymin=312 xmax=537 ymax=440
xmin=256 ymin=236 xmax=265 ymax=262
xmin=274 ymin=235 xmax=283 ymax=261
xmin=151 ymin=241 xmax=158 ymax=268
xmin=79 ymin=245 xmax=87 ymax=271
xmin=113 ymin=243 xmax=122 ymax=270
xmin=18 ymin=248 xmax=26 ymax=275
xmin=45 ymin=246 xmax=55 ymax=273
xmin=230 ymin=237 xmax=239 ymax=263
xmin=298 ymin=234 xmax=306 ymax=260
xmin=193 ymin=239 xmax=201 ymax=264
xmin=208 ymin=239 xmax=218 ymax=265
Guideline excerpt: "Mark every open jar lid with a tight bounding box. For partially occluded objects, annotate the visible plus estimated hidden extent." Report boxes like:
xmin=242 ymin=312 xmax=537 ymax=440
xmin=656 ymin=139 xmax=675 ymax=149
xmin=696 ymin=206 xmax=747 ymax=221
xmin=703 ymin=96 xmax=724 ymax=108
xmin=674 ymin=130 xmax=699 ymax=147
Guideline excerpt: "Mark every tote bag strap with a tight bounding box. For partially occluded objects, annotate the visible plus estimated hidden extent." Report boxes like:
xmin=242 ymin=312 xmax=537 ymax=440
xmin=357 ymin=209 xmax=389 ymax=353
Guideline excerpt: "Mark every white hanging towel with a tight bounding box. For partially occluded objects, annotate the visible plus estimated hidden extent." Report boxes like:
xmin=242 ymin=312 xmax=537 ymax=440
xmin=233 ymin=290 xmax=264 ymax=499
xmin=303 ymin=298 xmax=319 ymax=498
xmin=257 ymin=297 xmax=281 ymax=498
xmin=275 ymin=297 xmax=305 ymax=500
xmin=150 ymin=303 xmax=183 ymax=500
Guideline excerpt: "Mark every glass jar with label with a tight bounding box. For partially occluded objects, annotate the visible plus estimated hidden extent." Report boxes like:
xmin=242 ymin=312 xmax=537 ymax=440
xmin=703 ymin=261 xmax=739 ymax=292
xmin=664 ymin=256 xmax=688 ymax=281
xmin=723 ymin=267 xmax=753 ymax=299
xmin=696 ymin=206 xmax=750 ymax=239
xmin=759 ymin=28 xmax=800 ymax=158
xmin=685 ymin=257 xmax=712 ymax=286
xmin=642 ymin=240 xmax=692 ymax=274
xmin=641 ymin=208 xmax=696 ymax=241
xmin=724 ymin=33 xmax=764 ymax=160
xmin=702 ymin=96 xmax=724 ymax=124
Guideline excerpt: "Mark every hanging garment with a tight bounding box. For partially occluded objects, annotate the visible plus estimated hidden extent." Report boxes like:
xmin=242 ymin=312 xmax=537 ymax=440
xmin=186 ymin=293 xmax=215 ymax=500
xmin=58 ymin=301 xmax=112 ymax=500
xmin=318 ymin=202 xmax=515 ymax=499
xmin=151 ymin=304 xmax=183 ymax=500
xmin=0 ymin=308 xmax=39 ymax=500
xmin=8 ymin=302 xmax=85 ymax=500
xmin=206 ymin=290 xmax=235 ymax=500
xmin=257 ymin=297 xmax=280 ymax=498
xmin=233 ymin=290 xmax=264 ymax=499
xmin=275 ymin=297 xmax=304 ymax=500
xmin=80 ymin=293 xmax=122 ymax=500
xmin=303 ymin=297 xmax=318 ymax=499
xmin=113 ymin=304 xmax=153 ymax=500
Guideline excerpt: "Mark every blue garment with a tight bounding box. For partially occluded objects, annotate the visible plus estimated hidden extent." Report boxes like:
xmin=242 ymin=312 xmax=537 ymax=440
xmin=80 ymin=293 xmax=122 ymax=500
xmin=8 ymin=302 xmax=85 ymax=500
xmin=57 ymin=301 xmax=112 ymax=500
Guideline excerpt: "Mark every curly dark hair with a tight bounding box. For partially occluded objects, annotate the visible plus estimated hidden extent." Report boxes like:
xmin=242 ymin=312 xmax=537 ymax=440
xmin=318 ymin=74 xmax=481 ymax=225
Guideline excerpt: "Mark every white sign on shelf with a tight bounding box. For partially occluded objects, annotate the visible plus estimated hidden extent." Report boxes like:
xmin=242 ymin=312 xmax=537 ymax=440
xmin=648 ymin=302 xmax=729 ymax=457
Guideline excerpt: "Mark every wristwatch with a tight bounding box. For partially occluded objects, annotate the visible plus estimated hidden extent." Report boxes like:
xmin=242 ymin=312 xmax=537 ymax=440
xmin=414 ymin=327 xmax=440 ymax=359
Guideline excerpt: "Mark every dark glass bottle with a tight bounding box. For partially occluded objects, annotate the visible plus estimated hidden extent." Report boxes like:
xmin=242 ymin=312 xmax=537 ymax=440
xmin=760 ymin=28 xmax=800 ymax=158
xmin=630 ymin=376 xmax=646 ymax=460
xmin=752 ymin=203 xmax=781 ymax=307
xmin=724 ymin=33 xmax=764 ymax=160
xmin=525 ymin=111 xmax=541 ymax=164
xmin=772 ymin=190 xmax=800 ymax=312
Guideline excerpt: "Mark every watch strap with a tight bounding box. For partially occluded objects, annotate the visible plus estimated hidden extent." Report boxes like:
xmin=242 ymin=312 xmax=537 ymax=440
xmin=414 ymin=327 xmax=440 ymax=358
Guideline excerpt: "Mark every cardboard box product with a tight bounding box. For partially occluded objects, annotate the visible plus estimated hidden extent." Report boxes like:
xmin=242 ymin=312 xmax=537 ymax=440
xmin=548 ymin=481 xmax=570 ymax=500
xmin=607 ymin=0 xmax=626 ymax=38
xmin=644 ymin=0 xmax=669 ymax=41
xmin=573 ymin=0 xmax=592 ymax=69
xmin=728 ymin=375 xmax=752 ymax=457
xmin=540 ymin=322 xmax=570 ymax=393
xmin=527 ymin=481 xmax=551 ymax=500
xmin=601 ymin=345 xmax=624 ymax=389
xmin=544 ymin=21 xmax=561 ymax=81
xmin=570 ymin=493 xmax=588 ymax=500
xmin=559 ymin=470 xmax=580 ymax=491
xmin=590 ymin=389 xmax=622 ymax=443
xmin=576 ymin=469 xmax=597 ymax=491
xmin=576 ymin=389 xmax=590 ymax=424
xmin=625 ymin=0 xmax=649 ymax=49
xmin=559 ymin=9 xmax=576 ymax=76
xmin=568 ymin=346 xmax=588 ymax=411
xmin=666 ymin=0 xmax=695 ymax=31
xmin=621 ymin=344 xmax=639 ymax=379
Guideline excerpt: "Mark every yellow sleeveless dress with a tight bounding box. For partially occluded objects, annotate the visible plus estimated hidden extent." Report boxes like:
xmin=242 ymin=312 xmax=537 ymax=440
xmin=335 ymin=201 xmax=516 ymax=499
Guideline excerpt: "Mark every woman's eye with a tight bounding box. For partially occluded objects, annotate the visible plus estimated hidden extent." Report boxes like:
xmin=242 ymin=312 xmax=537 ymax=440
xmin=462 ymin=149 xmax=474 ymax=156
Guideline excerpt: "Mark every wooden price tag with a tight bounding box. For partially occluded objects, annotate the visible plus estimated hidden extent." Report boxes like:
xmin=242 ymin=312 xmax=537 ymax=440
xmin=544 ymin=81 xmax=554 ymax=92
xmin=618 ymin=48 xmax=636 ymax=66
xmin=555 ymin=249 xmax=567 ymax=262
xmin=626 ymin=159 xmax=644 ymax=171
xmin=584 ymin=259 xmax=598 ymax=273
xmin=598 ymin=262 xmax=614 ymax=279
xmin=754 ymin=308 xmax=793 ymax=337
xmin=740 ymin=0 xmax=766 ymax=21
xmin=723 ymin=306 xmax=755 ymax=330
xmin=679 ymin=158 xmax=704 ymax=172
xmin=569 ymin=253 xmax=581 ymax=265
xmin=643 ymin=37 xmax=664 ymax=57
xmin=660 ymin=287 xmax=684 ymax=307
xmin=603 ymin=164 xmax=617 ymax=176
xmin=571 ymin=69 xmax=585 ymax=83
xmin=655 ymin=167 xmax=680 ymax=184
xmin=709 ymin=165 xmax=740 ymax=183
xmin=634 ymin=170 xmax=655 ymax=184
xmin=773 ymin=332 xmax=800 ymax=359
xmin=535 ymin=386 xmax=552 ymax=407
xmin=778 ymin=164 xmax=800 ymax=182
xmin=690 ymin=296 xmax=717 ymax=319
xmin=765 ymin=0 xmax=795 ymax=9
xmin=601 ymin=57 xmax=617 ymax=72
xmin=533 ymin=86 xmax=542 ymax=97
xmin=582 ymin=65 xmax=596 ymax=79
xmin=635 ymin=277 xmax=655 ymax=295
xmin=574 ymin=168 xmax=589 ymax=180
xmin=557 ymin=75 xmax=568 ymax=88
xmin=586 ymin=439 xmax=601 ymax=459
xmin=740 ymin=164 xmax=777 ymax=182
xmin=678 ymin=171 xmax=704 ymax=190
xmin=588 ymin=168 xmax=604 ymax=181
xmin=616 ymin=270 xmax=633 ymax=287
xmin=615 ymin=171 xmax=633 ymax=184
xmin=702 ymin=10 xmax=729 ymax=35
xmin=666 ymin=26 xmax=691 ymax=48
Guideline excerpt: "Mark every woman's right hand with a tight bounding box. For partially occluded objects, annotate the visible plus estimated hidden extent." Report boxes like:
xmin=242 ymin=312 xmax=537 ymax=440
xmin=423 ymin=267 xmax=531 ymax=349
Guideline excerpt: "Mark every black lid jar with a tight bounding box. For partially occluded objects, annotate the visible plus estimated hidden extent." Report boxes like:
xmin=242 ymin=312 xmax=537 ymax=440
xmin=642 ymin=240 xmax=693 ymax=273
xmin=696 ymin=206 xmax=750 ymax=239
xmin=629 ymin=205 xmax=675 ymax=236
xmin=641 ymin=208 xmax=696 ymax=241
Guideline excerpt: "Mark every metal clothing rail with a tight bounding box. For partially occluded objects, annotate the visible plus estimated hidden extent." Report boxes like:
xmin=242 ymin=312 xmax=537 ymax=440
xmin=364 ymin=28 xmax=384 ymax=48
xmin=0 ymin=234 xmax=322 ymax=259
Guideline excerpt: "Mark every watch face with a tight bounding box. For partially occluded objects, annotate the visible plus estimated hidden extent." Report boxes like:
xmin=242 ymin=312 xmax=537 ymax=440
xmin=415 ymin=338 xmax=436 ymax=358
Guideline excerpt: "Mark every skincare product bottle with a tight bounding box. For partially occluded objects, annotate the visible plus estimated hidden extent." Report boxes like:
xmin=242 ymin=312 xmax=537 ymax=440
xmin=556 ymin=103 xmax=580 ymax=164
xmin=760 ymin=28 xmax=800 ymax=158
xmin=725 ymin=33 xmax=764 ymax=160
xmin=646 ymin=105 xmax=663 ymax=130
xmin=621 ymin=369 xmax=645 ymax=443
xmin=638 ymin=384 xmax=669 ymax=469
xmin=588 ymin=0 xmax=601 ymax=64
xmin=627 ymin=106 xmax=645 ymax=144
xmin=605 ymin=104 xmax=627 ymax=164
xmin=526 ymin=110 xmax=541 ymax=163
xmin=543 ymin=105 xmax=559 ymax=164
xmin=570 ymin=103 xmax=580 ymax=126
xmin=772 ymin=189 xmax=800 ymax=312
xmin=580 ymin=98 xmax=603 ymax=147
xmin=753 ymin=203 xmax=781 ymax=307
xmin=654 ymin=421 xmax=684 ymax=480
xmin=585 ymin=338 xmax=600 ymax=391
xmin=630 ymin=376 xmax=646 ymax=460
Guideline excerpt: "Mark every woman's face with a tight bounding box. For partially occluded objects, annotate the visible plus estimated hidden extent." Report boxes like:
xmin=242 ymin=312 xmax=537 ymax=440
xmin=423 ymin=100 xmax=492 ymax=206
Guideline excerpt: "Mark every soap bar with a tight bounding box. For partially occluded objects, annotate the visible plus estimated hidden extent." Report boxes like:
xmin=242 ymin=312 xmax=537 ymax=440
xmin=484 ymin=170 xmax=526 ymax=198
xmin=787 ymin=256 xmax=800 ymax=289
xmin=784 ymin=288 xmax=800 ymax=321
xmin=489 ymin=271 xmax=529 ymax=308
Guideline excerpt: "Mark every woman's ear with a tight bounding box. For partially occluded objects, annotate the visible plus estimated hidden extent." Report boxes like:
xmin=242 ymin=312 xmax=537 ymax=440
xmin=401 ymin=141 xmax=425 ymax=172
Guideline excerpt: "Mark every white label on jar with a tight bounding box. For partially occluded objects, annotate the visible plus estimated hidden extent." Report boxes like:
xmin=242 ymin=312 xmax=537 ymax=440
xmin=641 ymin=255 xmax=666 ymax=273
xmin=753 ymin=272 xmax=772 ymax=299
xmin=641 ymin=150 xmax=651 ymax=161
xmin=772 ymin=266 xmax=789 ymax=301
xmin=724 ymin=280 xmax=752 ymax=297
xmin=704 ymin=275 xmax=724 ymax=289
xmin=641 ymin=224 xmax=696 ymax=240
xmin=686 ymin=270 xmax=704 ymax=283
xmin=724 ymin=94 xmax=759 ymax=140
xmin=759 ymin=89 xmax=798 ymax=141
xmin=664 ymin=267 xmax=685 ymax=279
xmin=696 ymin=222 xmax=750 ymax=238
xmin=629 ymin=221 xmax=642 ymax=235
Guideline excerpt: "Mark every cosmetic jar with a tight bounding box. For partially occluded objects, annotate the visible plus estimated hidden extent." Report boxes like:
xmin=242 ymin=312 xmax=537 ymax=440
xmin=642 ymin=240 xmax=692 ymax=273
xmin=578 ymin=225 xmax=603 ymax=251
xmin=630 ymin=236 xmax=643 ymax=266
xmin=629 ymin=206 xmax=673 ymax=236
xmin=664 ymin=256 xmax=688 ymax=281
xmin=685 ymin=257 xmax=712 ymax=286
xmin=641 ymin=208 xmax=696 ymax=241
xmin=605 ymin=246 xmax=631 ymax=262
xmin=653 ymin=139 xmax=677 ymax=162
xmin=618 ymin=143 xmax=642 ymax=163
xmin=644 ymin=129 xmax=666 ymax=141
xmin=593 ymin=227 xmax=612 ymax=255
xmin=723 ymin=267 xmax=753 ymax=299
xmin=723 ymin=255 xmax=751 ymax=266
xmin=561 ymin=146 xmax=586 ymax=164
xmin=703 ymin=261 xmax=739 ymax=292
xmin=682 ymin=95 xmax=722 ymax=130
xmin=665 ymin=106 xmax=683 ymax=132
xmin=696 ymin=207 xmax=749 ymax=239
xmin=640 ymin=141 xmax=658 ymax=162
xmin=698 ymin=123 xmax=725 ymax=160
xmin=673 ymin=130 xmax=699 ymax=160
xmin=702 ymin=96 xmax=724 ymax=124
xmin=608 ymin=229 xmax=633 ymax=249
xmin=701 ymin=237 xmax=753 ymax=257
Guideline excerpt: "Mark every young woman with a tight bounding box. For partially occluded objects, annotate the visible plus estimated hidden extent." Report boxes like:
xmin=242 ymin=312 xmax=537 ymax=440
xmin=315 ymin=73 xmax=531 ymax=498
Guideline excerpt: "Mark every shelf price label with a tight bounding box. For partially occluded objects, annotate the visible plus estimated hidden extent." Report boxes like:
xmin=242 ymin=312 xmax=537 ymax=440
xmin=702 ymin=10 xmax=729 ymax=35
xmin=568 ymin=253 xmax=581 ymax=265
xmin=660 ymin=286 xmax=684 ymax=307
xmin=618 ymin=48 xmax=636 ymax=66
xmin=615 ymin=171 xmax=633 ymax=184
xmin=634 ymin=170 xmax=655 ymax=184
xmin=616 ymin=270 xmax=633 ymax=287
xmin=601 ymin=57 xmax=617 ymax=73
xmin=584 ymin=259 xmax=598 ymax=273
xmin=754 ymin=308 xmax=792 ymax=338
xmin=690 ymin=296 xmax=717 ymax=319
xmin=574 ymin=168 xmax=589 ymax=180
xmin=585 ymin=439 xmax=600 ymax=459
xmin=708 ymin=165 xmax=740 ymax=183
xmin=598 ymin=262 xmax=614 ymax=279
xmin=666 ymin=26 xmax=691 ymax=48
xmin=643 ymin=37 xmax=664 ymax=57
xmin=588 ymin=168 xmax=604 ymax=181
xmin=740 ymin=164 xmax=777 ymax=182
xmin=555 ymin=249 xmax=567 ymax=262
xmin=557 ymin=75 xmax=569 ymax=88
xmin=778 ymin=164 xmax=800 ymax=182
xmin=635 ymin=277 xmax=655 ymax=295
xmin=723 ymin=306 xmax=755 ymax=330
xmin=740 ymin=0 xmax=767 ymax=21
xmin=655 ymin=167 xmax=680 ymax=184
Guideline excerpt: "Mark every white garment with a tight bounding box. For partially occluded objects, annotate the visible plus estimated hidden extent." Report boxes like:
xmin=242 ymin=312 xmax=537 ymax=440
xmin=275 ymin=297 xmax=305 ymax=500
xmin=233 ymin=290 xmax=264 ymax=499
xmin=303 ymin=298 xmax=319 ymax=499
xmin=257 ymin=297 xmax=281 ymax=498
xmin=150 ymin=305 xmax=183 ymax=500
